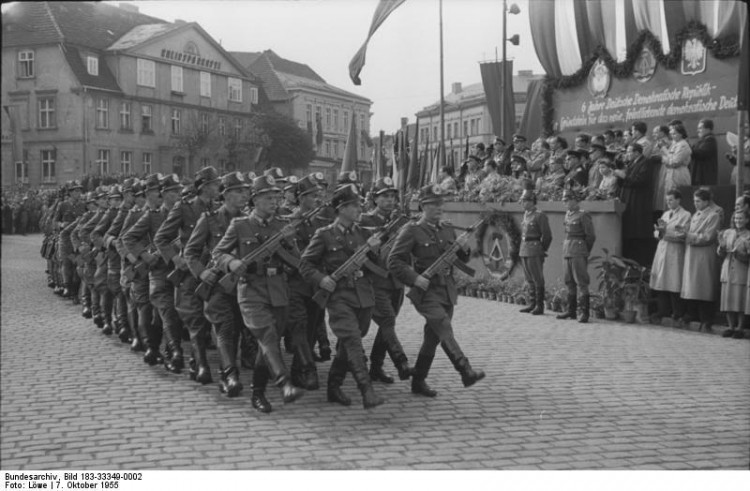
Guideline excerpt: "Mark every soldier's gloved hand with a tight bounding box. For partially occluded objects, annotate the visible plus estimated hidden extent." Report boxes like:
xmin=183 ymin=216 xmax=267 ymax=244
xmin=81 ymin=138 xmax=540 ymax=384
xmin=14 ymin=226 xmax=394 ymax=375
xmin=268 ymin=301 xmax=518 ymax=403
xmin=141 ymin=252 xmax=157 ymax=266
xmin=199 ymin=268 xmax=219 ymax=284
xmin=172 ymin=255 xmax=187 ymax=270
xmin=228 ymin=259 xmax=246 ymax=275
xmin=78 ymin=243 xmax=91 ymax=254
xmin=414 ymin=275 xmax=430 ymax=291
xmin=367 ymin=235 xmax=381 ymax=251
xmin=281 ymin=224 xmax=297 ymax=239
xmin=456 ymin=234 xmax=470 ymax=250
xmin=319 ymin=275 xmax=337 ymax=292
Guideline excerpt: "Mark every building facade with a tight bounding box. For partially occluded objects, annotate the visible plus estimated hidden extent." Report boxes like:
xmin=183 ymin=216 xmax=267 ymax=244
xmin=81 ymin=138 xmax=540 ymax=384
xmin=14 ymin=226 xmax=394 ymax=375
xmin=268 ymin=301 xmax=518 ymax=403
xmin=415 ymin=71 xmax=543 ymax=166
xmin=1 ymin=2 xmax=260 ymax=188
xmin=232 ymin=50 xmax=373 ymax=185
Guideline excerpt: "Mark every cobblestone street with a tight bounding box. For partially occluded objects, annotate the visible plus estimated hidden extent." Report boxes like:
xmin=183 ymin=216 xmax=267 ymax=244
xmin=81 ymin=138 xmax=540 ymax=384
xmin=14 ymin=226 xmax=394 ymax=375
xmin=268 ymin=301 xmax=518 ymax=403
xmin=1 ymin=233 xmax=749 ymax=470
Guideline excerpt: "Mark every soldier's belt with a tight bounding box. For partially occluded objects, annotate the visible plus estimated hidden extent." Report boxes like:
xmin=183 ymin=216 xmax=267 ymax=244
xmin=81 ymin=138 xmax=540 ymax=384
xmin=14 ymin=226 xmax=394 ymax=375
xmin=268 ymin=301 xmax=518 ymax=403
xmin=566 ymin=236 xmax=586 ymax=239
xmin=522 ymin=237 xmax=541 ymax=242
xmin=243 ymin=266 xmax=282 ymax=278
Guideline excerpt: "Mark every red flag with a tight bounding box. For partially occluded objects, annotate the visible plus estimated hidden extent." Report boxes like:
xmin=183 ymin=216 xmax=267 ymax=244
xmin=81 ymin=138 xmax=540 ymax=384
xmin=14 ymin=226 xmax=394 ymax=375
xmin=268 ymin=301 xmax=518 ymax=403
xmin=341 ymin=115 xmax=358 ymax=174
xmin=407 ymin=120 xmax=420 ymax=191
xmin=349 ymin=0 xmax=406 ymax=85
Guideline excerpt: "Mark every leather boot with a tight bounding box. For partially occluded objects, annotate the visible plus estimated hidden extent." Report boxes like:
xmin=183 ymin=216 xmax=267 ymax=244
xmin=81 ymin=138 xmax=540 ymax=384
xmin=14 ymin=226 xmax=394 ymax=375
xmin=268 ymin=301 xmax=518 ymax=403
xmin=411 ymin=354 xmax=437 ymax=397
xmin=578 ymin=294 xmax=590 ymax=324
xmin=188 ymin=335 xmax=212 ymax=384
xmin=277 ymin=375 xmax=304 ymax=404
xmin=531 ymin=287 xmax=545 ymax=315
xmin=164 ymin=343 xmax=184 ymax=373
xmin=346 ymin=342 xmax=384 ymax=409
xmin=220 ymin=366 xmax=243 ymax=397
xmin=303 ymin=363 xmax=320 ymax=391
xmin=143 ymin=347 xmax=163 ymax=366
xmin=519 ymin=286 xmax=535 ymax=313
xmin=394 ymin=356 xmax=413 ymax=381
xmin=317 ymin=344 xmax=332 ymax=362
xmin=326 ymin=356 xmax=351 ymax=406
xmin=556 ymin=293 xmax=577 ymax=320
xmin=456 ymin=357 xmax=486 ymax=387
xmin=130 ymin=338 xmax=145 ymax=352
xmin=93 ymin=314 xmax=104 ymax=328
xmin=360 ymin=382 xmax=385 ymax=409
xmin=101 ymin=320 xmax=113 ymax=335
xmin=239 ymin=328 xmax=258 ymax=370
xmin=250 ymin=364 xmax=272 ymax=412
xmin=369 ymin=364 xmax=394 ymax=384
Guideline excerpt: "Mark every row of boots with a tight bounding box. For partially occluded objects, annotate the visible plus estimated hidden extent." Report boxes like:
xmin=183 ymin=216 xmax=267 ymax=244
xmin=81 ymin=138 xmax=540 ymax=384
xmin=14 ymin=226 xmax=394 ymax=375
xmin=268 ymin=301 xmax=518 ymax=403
xmin=520 ymin=287 xmax=590 ymax=323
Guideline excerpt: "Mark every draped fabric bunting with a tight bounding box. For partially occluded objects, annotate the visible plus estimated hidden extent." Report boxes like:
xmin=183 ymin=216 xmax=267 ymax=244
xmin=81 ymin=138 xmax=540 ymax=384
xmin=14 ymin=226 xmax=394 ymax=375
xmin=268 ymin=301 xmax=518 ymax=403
xmin=517 ymin=79 xmax=545 ymax=143
xmin=341 ymin=116 xmax=358 ymax=174
xmin=407 ymin=120 xmax=420 ymax=191
xmin=554 ymin=0 xmax=583 ymax=75
xmin=348 ymin=0 xmax=406 ymax=86
xmin=632 ymin=0 xmax=671 ymax=53
xmin=479 ymin=61 xmax=515 ymax=143
xmin=739 ymin=3 xmax=749 ymax=111
xmin=529 ymin=0 xmax=561 ymax=78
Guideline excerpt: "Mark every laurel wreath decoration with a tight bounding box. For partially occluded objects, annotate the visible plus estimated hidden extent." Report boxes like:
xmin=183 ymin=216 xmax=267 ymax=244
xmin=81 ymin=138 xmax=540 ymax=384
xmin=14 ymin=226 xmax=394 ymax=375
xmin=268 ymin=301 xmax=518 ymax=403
xmin=540 ymin=21 xmax=741 ymax=135
xmin=473 ymin=210 xmax=522 ymax=279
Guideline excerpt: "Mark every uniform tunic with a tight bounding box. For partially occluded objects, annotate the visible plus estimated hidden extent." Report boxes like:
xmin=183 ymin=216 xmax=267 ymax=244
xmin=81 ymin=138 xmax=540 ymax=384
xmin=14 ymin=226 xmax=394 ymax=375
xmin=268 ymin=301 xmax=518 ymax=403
xmin=680 ymin=208 xmax=720 ymax=301
xmin=718 ymin=228 xmax=750 ymax=312
xmin=650 ymin=207 xmax=691 ymax=292
xmin=562 ymin=208 xmax=595 ymax=295
xmin=519 ymin=207 xmax=552 ymax=290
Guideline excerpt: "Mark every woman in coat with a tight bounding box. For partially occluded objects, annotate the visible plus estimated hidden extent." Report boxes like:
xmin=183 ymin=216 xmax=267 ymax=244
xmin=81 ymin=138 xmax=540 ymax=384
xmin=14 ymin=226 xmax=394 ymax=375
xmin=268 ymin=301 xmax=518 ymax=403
xmin=651 ymin=125 xmax=671 ymax=214
xmin=680 ymin=188 xmax=721 ymax=332
xmin=663 ymin=123 xmax=692 ymax=199
xmin=718 ymin=210 xmax=750 ymax=338
xmin=650 ymin=190 xmax=691 ymax=323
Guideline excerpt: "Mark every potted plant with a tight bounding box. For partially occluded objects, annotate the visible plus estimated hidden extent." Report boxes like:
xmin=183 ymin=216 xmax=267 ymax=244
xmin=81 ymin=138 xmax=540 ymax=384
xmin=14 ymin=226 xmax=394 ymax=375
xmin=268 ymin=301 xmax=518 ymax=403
xmin=621 ymin=259 xmax=651 ymax=323
xmin=592 ymin=249 xmax=627 ymax=320
xmin=589 ymin=294 xmax=605 ymax=319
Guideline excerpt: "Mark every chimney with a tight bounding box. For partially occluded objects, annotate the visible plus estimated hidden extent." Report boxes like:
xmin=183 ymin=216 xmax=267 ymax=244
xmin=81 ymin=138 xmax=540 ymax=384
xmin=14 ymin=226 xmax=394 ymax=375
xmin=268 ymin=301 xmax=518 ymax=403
xmin=451 ymin=82 xmax=462 ymax=94
xmin=118 ymin=3 xmax=139 ymax=13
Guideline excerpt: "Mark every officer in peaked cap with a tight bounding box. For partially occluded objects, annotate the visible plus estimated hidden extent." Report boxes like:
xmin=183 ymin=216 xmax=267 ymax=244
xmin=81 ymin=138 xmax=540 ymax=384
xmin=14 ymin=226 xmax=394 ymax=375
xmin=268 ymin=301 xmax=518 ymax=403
xmin=558 ymin=188 xmax=596 ymax=323
xmin=264 ymin=167 xmax=287 ymax=184
xmin=299 ymin=183 xmax=385 ymax=409
xmin=360 ymin=175 xmax=413 ymax=385
xmin=121 ymin=178 xmax=136 ymax=194
xmin=154 ymin=166 xmax=218 ymax=379
xmin=510 ymin=154 xmax=528 ymax=179
xmin=518 ymin=188 xmax=552 ymax=315
xmin=279 ymin=175 xmax=299 ymax=215
xmin=336 ymin=170 xmax=360 ymax=190
xmin=159 ymin=173 xmax=182 ymax=193
xmin=564 ymin=149 xmax=588 ymax=189
xmin=212 ymin=172 xmax=304 ymax=412
xmin=183 ymin=171 xmax=254 ymax=397
xmin=387 ymin=182 xmax=485 ymax=399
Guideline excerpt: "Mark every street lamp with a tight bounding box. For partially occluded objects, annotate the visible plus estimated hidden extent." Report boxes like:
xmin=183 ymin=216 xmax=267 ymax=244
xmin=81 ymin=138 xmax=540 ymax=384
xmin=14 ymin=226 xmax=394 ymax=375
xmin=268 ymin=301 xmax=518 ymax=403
xmin=501 ymin=1 xmax=520 ymax=143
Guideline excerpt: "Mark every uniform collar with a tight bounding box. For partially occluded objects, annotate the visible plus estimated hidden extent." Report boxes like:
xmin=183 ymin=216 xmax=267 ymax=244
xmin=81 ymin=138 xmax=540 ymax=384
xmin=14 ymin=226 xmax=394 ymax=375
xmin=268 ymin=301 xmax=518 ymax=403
xmin=374 ymin=208 xmax=391 ymax=221
xmin=250 ymin=210 xmax=272 ymax=226
xmin=335 ymin=219 xmax=354 ymax=234
xmin=420 ymin=218 xmax=442 ymax=230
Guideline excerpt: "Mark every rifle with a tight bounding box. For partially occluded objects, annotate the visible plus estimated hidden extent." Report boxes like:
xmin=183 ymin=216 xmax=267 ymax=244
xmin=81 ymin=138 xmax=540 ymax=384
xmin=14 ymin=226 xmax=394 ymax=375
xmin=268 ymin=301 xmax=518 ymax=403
xmin=311 ymin=215 xmax=409 ymax=309
xmin=194 ymin=265 xmax=222 ymax=301
xmin=217 ymin=205 xmax=325 ymax=294
xmin=405 ymin=217 xmax=485 ymax=305
xmin=379 ymin=213 xmax=420 ymax=261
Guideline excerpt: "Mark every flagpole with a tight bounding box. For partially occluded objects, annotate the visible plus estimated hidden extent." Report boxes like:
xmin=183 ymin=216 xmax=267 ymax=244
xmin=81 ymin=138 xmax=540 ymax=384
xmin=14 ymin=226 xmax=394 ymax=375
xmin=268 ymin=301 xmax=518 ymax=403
xmin=501 ymin=0 xmax=507 ymax=142
xmin=439 ymin=0 xmax=446 ymax=171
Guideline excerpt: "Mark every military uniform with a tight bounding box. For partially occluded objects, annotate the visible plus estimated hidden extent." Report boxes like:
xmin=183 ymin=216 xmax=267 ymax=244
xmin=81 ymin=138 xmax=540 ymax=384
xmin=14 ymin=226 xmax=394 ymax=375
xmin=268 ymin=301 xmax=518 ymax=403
xmin=55 ymin=183 xmax=86 ymax=297
xmin=154 ymin=167 xmax=218 ymax=381
xmin=558 ymin=190 xmax=596 ymax=323
xmin=358 ymin=177 xmax=412 ymax=383
xmin=518 ymin=191 xmax=552 ymax=315
xmin=212 ymin=175 xmax=304 ymax=411
xmin=73 ymin=190 xmax=108 ymax=329
xmin=388 ymin=184 xmax=485 ymax=397
xmin=91 ymin=187 xmax=124 ymax=335
xmin=300 ymin=184 xmax=385 ymax=409
xmin=183 ymin=171 xmax=249 ymax=390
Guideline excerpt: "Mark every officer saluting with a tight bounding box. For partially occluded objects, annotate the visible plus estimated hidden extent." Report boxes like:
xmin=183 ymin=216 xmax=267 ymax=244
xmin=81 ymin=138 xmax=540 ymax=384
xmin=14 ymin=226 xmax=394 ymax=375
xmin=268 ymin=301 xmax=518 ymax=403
xmin=212 ymin=175 xmax=304 ymax=412
xmin=557 ymin=188 xmax=596 ymax=323
xmin=387 ymin=184 xmax=485 ymax=397
xmin=518 ymin=189 xmax=552 ymax=315
xmin=359 ymin=176 xmax=412 ymax=383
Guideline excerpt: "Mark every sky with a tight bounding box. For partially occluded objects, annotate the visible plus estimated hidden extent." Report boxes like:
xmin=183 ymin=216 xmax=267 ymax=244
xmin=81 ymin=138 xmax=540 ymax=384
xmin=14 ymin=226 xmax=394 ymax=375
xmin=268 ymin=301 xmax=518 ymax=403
xmin=112 ymin=0 xmax=544 ymax=134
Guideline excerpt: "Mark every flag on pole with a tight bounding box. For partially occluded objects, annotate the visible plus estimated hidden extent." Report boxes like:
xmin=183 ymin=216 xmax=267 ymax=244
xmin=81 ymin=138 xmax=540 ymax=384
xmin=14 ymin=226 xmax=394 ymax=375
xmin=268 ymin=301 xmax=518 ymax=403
xmin=419 ymin=134 xmax=430 ymax=187
xmin=349 ymin=0 xmax=406 ymax=85
xmin=407 ymin=120 xmax=420 ymax=191
xmin=341 ymin=115 xmax=358 ymax=174
xmin=374 ymin=130 xmax=386 ymax=181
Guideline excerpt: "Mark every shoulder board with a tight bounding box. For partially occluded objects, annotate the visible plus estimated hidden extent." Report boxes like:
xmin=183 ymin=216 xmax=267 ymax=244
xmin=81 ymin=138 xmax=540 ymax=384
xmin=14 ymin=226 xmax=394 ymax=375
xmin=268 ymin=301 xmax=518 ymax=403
xmin=273 ymin=215 xmax=291 ymax=223
xmin=205 ymin=209 xmax=220 ymax=217
xmin=439 ymin=219 xmax=453 ymax=227
xmin=230 ymin=216 xmax=251 ymax=224
xmin=319 ymin=223 xmax=335 ymax=232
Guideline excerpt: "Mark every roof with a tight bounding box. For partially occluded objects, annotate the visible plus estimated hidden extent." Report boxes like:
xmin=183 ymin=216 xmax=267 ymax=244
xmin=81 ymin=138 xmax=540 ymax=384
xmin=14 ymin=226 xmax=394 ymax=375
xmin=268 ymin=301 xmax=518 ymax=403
xmin=62 ymin=45 xmax=122 ymax=93
xmin=232 ymin=49 xmax=370 ymax=104
xmin=2 ymin=1 xmax=166 ymax=49
xmin=107 ymin=23 xmax=179 ymax=51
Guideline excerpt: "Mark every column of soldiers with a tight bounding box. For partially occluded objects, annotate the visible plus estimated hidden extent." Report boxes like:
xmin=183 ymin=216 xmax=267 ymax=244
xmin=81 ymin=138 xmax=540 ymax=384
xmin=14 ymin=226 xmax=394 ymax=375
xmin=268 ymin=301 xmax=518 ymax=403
xmin=40 ymin=165 xmax=489 ymax=413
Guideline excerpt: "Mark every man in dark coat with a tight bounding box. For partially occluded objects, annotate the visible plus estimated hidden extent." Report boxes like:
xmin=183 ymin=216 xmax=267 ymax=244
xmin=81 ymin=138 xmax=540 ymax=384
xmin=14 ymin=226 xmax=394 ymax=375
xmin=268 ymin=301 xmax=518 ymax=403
xmin=691 ymin=118 xmax=718 ymax=186
xmin=616 ymin=143 xmax=654 ymax=266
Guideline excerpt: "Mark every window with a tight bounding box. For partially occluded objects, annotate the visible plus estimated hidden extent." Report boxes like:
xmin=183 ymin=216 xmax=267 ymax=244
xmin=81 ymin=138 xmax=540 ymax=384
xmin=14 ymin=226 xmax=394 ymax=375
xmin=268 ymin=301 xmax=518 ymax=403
xmin=316 ymin=105 xmax=321 ymax=122
xmin=333 ymin=109 xmax=339 ymax=132
xmin=171 ymin=108 xmax=181 ymax=135
xmin=200 ymin=71 xmax=211 ymax=97
xmin=249 ymin=87 xmax=258 ymax=104
xmin=359 ymin=113 xmax=365 ymax=132
xmin=96 ymin=149 xmax=110 ymax=175
xmin=453 ymin=122 xmax=458 ymax=138
xmin=325 ymin=139 xmax=331 ymax=156
xmin=433 ymin=126 xmax=437 ymax=140
xmin=477 ymin=118 xmax=482 ymax=133
xmin=446 ymin=123 xmax=451 ymax=139
xmin=463 ymin=121 xmax=468 ymax=137
xmin=306 ymin=104 xmax=312 ymax=124
xmin=120 ymin=151 xmax=132 ymax=174
xmin=142 ymin=152 xmax=152 ymax=174
xmin=218 ymin=159 xmax=227 ymax=173
xmin=38 ymin=97 xmax=55 ymax=129
xmin=343 ymin=111 xmax=349 ymax=130
xmin=119 ymin=102 xmax=131 ymax=129
xmin=200 ymin=113 xmax=209 ymax=134
xmin=228 ymin=77 xmax=242 ymax=102
xmin=325 ymin=108 xmax=331 ymax=130
xmin=200 ymin=158 xmax=210 ymax=168
xmin=141 ymin=104 xmax=152 ymax=132
xmin=136 ymin=58 xmax=155 ymax=87
xmin=360 ymin=140 xmax=365 ymax=159
xmin=87 ymin=56 xmax=98 ymax=76
xmin=233 ymin=118 xmax=242 ymax=139
xmin=15 ymin=161 xmax=29 ymax=184
xmin=333 ymin=141 xmax=338 ymax=158
xmin=96 ymin=98 xmax=109 ymax=129
xmin=171 ymin=65 xmax=183 ymax=92
xmin=18 ymin=50 xmax=34 ymax=78
xmin=41 ymin=149 xmax=56 ymax=183
xmin=470 ymin=119 xmax=477 ymax=136
xmin=218 ymin=117 xmax=226 ymax=136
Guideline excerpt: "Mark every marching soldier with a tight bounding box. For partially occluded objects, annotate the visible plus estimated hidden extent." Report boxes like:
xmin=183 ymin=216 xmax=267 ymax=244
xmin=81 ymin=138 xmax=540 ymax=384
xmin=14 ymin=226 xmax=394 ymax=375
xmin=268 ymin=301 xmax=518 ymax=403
xmin=122 ymin=174 xmax=183 ymax=368
xmin=387 ymin=184 xmax=485 ymax=398
xmin=184 ymin=172 xmax=251 ymax=393
xmin=55 ymin=180 xmax=86 ymax=298
xmin=212 ymin=175 xmax=304 ymax=412
xmin=557 ymin=189 xmax=596 ymax=323
xmin=154 ymin=166 xmax=220 ymax=383
xmin=279 ymin=176 xmax=298 ymax=215
xmin=299 ymin=184 xmax=385 ymax=409
xmin=286 ymin=173 xmax=331 ymax=390
xmin=67 ymin=192 xmax=98 ymax=317
xmin=518 ymin=189 xmax=552 ymax=315
xmin=91 ymin=185 xmax=125 ymax=335
xmin=359 ymin=176 xmax=412 ymax=384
